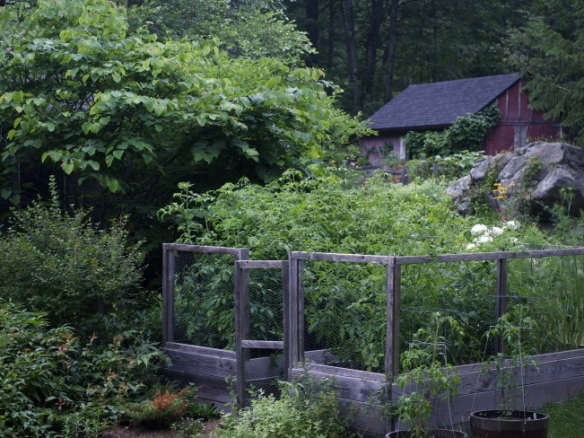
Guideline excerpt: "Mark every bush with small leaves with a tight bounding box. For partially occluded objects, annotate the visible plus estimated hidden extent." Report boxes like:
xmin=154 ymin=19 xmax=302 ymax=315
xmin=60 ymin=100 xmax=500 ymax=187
xmin=0 ymin=300 xmax=165 ymax=437
xmin=213 ymin=380 xmax=355 ymax=438
xmin=0 ymin=176 xmax=147 ymax=339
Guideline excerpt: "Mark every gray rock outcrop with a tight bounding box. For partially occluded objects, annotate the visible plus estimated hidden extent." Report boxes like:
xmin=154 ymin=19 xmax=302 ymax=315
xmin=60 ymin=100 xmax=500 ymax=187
xmin=447 ymin=142 xmax=584 ymax=215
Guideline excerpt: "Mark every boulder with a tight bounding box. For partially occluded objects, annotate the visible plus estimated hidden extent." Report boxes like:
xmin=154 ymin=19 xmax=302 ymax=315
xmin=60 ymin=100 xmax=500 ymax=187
xmin=446 ymin=175 xmax=472 ymax=214
xmin=470 ymin=153 xmax=513 ymax=181
xmin=446 ymin=142 xmax=584 ymax=216
xmin=469 ymin=157 xmax=495 ymax=181
xmin=532 ymin=166 xmax=584 ymax=211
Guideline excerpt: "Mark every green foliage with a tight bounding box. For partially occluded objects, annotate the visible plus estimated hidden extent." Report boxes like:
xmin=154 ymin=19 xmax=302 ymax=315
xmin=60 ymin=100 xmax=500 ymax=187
xmin=128 ymin=384 xmax=210 ymax=430
xmin=545 ymin=391 xmax=584 ymax=438
xmin=506 ymin=0 xmax=584 ymax=145
xmin=505 ymin=254 xmax=584 ymax=354
xmin=447 ymin=104 xmax=500 ymax=151
xmin=396 ymin=313 xmax=461 ymax=437
xmin=0 ymin=0 xmax=368 ymax=211
xmin=160 ymin=171 xmax=498 ymax=369
xmin=0 ymin=300 xmax=164 ymax=437
xmin=213 ymin=379 xmax=354 ymax=438
xmin=405 ymin=105 xmax=500 ymax=158
xmin=408 ymin=150 xmax=485 ymax=180
xmin=0 ymin=177 xmax=146 ymax=338
xmin=171 ymin=417 xmax=205 ymax=438
xmin=161 ymin=169 xmax=582 ymax=372
xmin=284 ymin=0 xmax=530 ymax=114
xmin=406 ymin=130 xmax=448 ymax=158
xmin=129 ymin=1 xmax=315 ymax=65
xmin=483 ymin=308 xmax=537 ymax=413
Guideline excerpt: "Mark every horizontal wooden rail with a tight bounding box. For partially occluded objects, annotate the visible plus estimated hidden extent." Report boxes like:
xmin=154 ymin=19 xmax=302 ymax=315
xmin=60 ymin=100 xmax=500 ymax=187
xmin=396 ymin=247 xmax=584 ymax=265
xmin=236 ymin=260 xmax=287 ymax=269
xmin=290 ymin=251 xmax=393 ymax=264
xmin=292 ymin=348 xmax=584 ymax=436
xmin=163 ymin=242 xmax=246 ymax=255
xmin=241 ymin=340 xmax=284 ymax=349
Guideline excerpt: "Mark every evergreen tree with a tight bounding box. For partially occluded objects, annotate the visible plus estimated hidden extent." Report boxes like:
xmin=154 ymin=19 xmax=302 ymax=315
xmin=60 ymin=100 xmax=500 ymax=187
xmin=507 ymin=0 xmax=584 ymax=145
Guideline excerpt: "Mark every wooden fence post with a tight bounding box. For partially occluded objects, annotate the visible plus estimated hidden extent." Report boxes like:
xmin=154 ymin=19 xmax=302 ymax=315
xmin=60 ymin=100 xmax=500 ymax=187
xmin=495 ymin=258 xmax=508 ymax=353
xmin=297 ymin=258 xmax=305 ymax=364
xmin=287 ymin=253 xmax=305 ymax=371
xmin=235 ymin=249 xmax=250 ymax=408
xmin=400 ymin=166 xmax=409 ymax=185
xmin=288 ymin=254 xmax=299 ymax=370
xmin=162 ymin=245 xmax=176 ymax=344
xmin=168 ymin=249 xmax=176 ymax=342
xmin=162 ymin=244 xmax=168 ymax=343
xmin=385 ymin=257 xmax=401 ymax=379
xmin=282 ymin=261 xmax=290 ymax=380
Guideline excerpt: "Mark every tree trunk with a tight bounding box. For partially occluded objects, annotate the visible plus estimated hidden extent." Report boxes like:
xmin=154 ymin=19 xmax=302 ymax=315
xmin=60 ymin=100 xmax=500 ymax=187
xmin=365 ymin=0 xmax=384 ymax=95
xmin=431 ymin=0 xmax=438 ymax=81
xmin=341 ymin=0 xmax=361 ymax=110
xmin=304 ymin=0 xmax=320 ymax=48
xmin=383 ymin=0 xmax=399 ymax=101
xmin=327 ymin=0 xmax=336 ymax=70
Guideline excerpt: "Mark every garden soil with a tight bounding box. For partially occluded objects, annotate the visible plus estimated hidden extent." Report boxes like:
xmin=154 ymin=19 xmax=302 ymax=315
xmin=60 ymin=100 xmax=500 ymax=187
xmin=103 ymin=418 xmax=221 ymax=438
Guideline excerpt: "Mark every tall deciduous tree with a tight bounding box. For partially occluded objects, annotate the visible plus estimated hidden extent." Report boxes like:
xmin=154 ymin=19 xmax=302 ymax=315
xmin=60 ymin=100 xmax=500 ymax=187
xmin=0 ymin=0 xmax=369 ymax=213
xmin=341 ymin=0 xmax=361 ymax=109
xmin=285 ymin=0 xmax=530 ymax=115
xmin=129 ymin=0 xmax=315 ymax=66
xmin=382 ymin=0 xmax=400 ymax=101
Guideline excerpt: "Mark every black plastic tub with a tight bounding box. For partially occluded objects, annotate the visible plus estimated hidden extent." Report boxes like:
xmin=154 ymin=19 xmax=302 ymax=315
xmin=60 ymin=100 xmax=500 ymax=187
xmin=470 ymin=410 xmax=548 ymax=438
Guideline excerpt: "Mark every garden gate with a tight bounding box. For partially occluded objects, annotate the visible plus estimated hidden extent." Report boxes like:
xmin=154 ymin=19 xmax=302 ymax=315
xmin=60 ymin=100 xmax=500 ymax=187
xmin=161 ymin=243 xmax=328 ymax=408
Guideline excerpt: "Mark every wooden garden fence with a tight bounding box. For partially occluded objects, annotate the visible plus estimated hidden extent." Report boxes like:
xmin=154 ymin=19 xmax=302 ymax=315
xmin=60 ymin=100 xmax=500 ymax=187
xmin=161 ymin=243 xmax=584 ymax=436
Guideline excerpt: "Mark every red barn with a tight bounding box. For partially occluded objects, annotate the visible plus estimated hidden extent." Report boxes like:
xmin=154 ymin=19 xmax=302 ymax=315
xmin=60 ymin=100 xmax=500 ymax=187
xmin=360 ymin=73 xmax=561 ymax=166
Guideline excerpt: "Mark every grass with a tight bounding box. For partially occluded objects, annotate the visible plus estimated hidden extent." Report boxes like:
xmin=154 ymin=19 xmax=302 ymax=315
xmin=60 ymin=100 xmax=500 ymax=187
xmin=544 ymin=392 xmax=584 ymax=438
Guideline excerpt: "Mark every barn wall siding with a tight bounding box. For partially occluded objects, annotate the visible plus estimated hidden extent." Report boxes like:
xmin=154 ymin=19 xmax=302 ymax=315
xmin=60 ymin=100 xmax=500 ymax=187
xmin=363 ymin=80 xmax=561 ymax=165
xmin=484 ymin=80 xmax=560 ymax=155
xmin=359 ymin=134 xmax=402 ymax=167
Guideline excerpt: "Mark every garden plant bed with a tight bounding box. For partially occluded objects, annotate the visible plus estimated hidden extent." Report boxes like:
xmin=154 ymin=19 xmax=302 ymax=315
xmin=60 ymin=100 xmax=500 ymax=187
xmin=161 ymin=244 xmax=584 ymax=436
xmin=291 ymin=347 xmax=584 ymax=436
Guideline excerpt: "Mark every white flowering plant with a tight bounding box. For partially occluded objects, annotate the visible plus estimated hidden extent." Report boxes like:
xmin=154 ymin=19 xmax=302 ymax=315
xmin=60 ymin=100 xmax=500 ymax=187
xmin=466 ymin=221 xmax=522 ymax=251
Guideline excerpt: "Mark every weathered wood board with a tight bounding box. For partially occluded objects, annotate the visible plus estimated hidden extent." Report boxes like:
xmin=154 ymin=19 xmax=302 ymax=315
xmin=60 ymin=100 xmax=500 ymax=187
xmin=292 ymin=348 xmax=584 ymax=437
xmin=162 ymin=342 xmax=284 ymax=406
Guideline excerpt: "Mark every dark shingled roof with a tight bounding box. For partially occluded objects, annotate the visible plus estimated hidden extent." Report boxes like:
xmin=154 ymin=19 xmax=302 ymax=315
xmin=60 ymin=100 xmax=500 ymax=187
xmin=369 ymin=73 xmax=521 ymax=131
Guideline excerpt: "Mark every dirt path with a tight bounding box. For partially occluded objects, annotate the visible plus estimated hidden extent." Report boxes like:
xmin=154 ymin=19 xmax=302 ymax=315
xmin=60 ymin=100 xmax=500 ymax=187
xmin=103 ymin=418 xmax=221 ymax=438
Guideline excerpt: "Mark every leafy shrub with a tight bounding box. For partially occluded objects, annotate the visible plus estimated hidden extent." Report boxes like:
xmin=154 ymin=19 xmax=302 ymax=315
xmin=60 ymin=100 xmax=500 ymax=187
xmin=397 ymin=313 xmax=461 ymax=437
xmin=213 ymin=380 xmax=354 ymax=438
xmin=127 ymin=384 xmax=215 ymax=430
xmin=0 ymin=300 xmax=164 ymax=437
xmin=161 ymin=169 xmax=580 ymax=370
xmin=160 ymin=171 xmax=493 ymax=369
xmin=171 ymin=417 xmax=205 ymax=438
xmin=408 ymin=150 xmax=485 ymax=180
xmin=0 ymin=177 xmax=147 ymax=338
xmin=0 ymin=0 xmax=370 ymax=211
xmin=405 ymin=104 xmax=499 ymax=158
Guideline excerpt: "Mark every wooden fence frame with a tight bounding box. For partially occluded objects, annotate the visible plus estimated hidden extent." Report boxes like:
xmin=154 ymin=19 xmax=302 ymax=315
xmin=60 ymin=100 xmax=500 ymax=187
xmin=162 ymin=243 xmax=253 ymax=407
xmin=162 ymin=243 xmax=584 ymax=435
xmin=161 ymin=243 xmax=249 ymax=344
xmin=288 ymin=247 xmax=584 ymax=435
xmin=287 ymin=251 xmax=399 ymax=378
xmin=233 ymin=259 xmax=289 ymax=406
xmin=162 ymin=243 xmax=294 ymax=408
